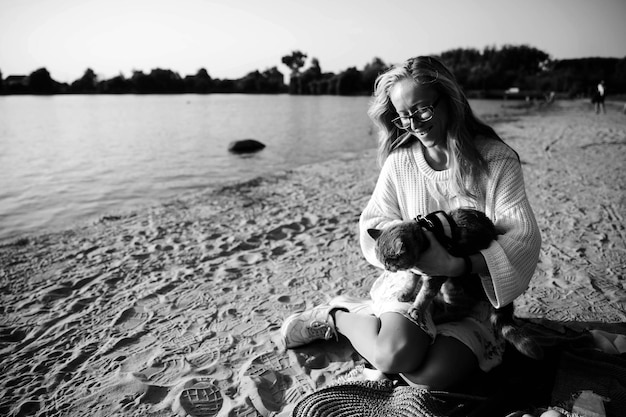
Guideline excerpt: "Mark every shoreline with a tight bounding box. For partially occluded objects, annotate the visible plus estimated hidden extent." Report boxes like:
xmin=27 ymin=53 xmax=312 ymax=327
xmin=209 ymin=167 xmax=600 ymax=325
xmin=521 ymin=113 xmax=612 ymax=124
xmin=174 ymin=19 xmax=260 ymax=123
xmin=1 ymin=99 xmax=625 ymax=416
xmin=0 ymin=146 xmax=379 ymax=248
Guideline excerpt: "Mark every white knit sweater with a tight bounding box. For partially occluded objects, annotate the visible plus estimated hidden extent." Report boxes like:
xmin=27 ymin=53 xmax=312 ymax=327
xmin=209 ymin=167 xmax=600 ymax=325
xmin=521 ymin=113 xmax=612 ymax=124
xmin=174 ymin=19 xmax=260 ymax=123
xmin=359 ymin=138 xmax=541 ymax=308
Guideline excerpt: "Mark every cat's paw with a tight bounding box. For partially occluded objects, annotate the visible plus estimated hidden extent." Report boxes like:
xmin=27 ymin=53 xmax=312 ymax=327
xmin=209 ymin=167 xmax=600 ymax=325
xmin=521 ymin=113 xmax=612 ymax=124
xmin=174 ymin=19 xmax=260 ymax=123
xmin=408 ymin=306 xmax=422 ymax=321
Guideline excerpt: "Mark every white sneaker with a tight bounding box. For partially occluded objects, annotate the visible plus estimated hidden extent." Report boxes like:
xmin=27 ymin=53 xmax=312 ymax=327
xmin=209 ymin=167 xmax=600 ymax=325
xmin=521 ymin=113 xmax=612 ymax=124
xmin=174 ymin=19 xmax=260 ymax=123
xmin=281 ymin=305 xmax=338 ymax=348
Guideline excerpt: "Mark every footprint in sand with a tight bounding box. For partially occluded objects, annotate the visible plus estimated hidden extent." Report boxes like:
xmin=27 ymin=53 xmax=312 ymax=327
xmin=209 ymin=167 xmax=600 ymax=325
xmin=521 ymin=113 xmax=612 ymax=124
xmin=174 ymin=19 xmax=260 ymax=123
xmin=174 ymin=289 xmax=216 ymax=312
xmin=214 ymin=266 xmax=243 ymax=283
xmin=270 ymin=245 xmax=290 ymax=257
xmin=272 ymin=294 xmax=306 ymax=314
xmin=135 ymin=293 xmax=163 ymax=310
xmin=230 ymin=318 xmax=272 ymax=339
xmin=228 ymin=403 xmax=262 ymax=417
xmin=240 ymin=352 xmax=292 ymax=378
xmin=185 ymin=334 xmax=235 ymax=369
xmin=178 ymin=379 xmax=226 ymax=417
xmin=266 ymin=222 xmax=307 ymax=241
xmin=113 ymin=290 xmax=179 ymax=332
xmin=32 ymin=349 xmax=71 ymax=374
xmin=186 ymin=349 xmax=220 ymax=370
xmin=238 ymin=351 xmax=315 ymax=416
xmin=207 ymin=334 xmax=236 ymax=352
xmin=40 ymin=283 xmax=74 ymax=303
xmin=165 ymin=331 xmax=214 ymax=354
xmin=66 ymin=296 xmax=97 ymax=314
xmin=235 ymin=251 xmax=265 ymax=266
xmin=232 ymin=241 xmax=262 ymax=252
xmin=240 ymin=369 xmax=285 ymax=415
xmin=99 ymin=334 xmax=158 ymax=364
xmin=138 ymin=356 xmax=190 ymax=386
xmin=112 ymin=306 xmax=153 ymax=332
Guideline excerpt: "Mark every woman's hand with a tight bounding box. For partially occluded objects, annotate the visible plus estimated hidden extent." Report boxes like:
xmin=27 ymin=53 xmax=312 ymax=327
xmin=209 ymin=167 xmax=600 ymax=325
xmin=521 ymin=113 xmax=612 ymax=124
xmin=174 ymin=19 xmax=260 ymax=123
xmin=411 ymin=229 xmax=465 ymax=277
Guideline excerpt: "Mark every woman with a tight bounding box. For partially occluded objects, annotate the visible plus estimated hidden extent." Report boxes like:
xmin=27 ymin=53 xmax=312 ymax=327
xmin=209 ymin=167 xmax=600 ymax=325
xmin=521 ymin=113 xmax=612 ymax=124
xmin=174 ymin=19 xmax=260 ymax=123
xmin=281 ymin=56 xmax=541 ymax=389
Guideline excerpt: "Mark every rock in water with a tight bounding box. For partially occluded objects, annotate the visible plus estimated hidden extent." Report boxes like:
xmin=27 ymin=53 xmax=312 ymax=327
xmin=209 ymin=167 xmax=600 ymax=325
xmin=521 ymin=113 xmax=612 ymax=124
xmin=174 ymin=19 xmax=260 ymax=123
xmin=228 ymin=139 xmax=266 ymax=153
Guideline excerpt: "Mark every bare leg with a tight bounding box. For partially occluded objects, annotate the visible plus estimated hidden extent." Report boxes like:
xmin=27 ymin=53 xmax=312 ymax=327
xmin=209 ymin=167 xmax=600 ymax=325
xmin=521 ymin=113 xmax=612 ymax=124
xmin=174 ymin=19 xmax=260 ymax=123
xmin=400 ymin=335 xmax=478 ymax=390
xmin=334 ymin=310 xmax=431 ymax=374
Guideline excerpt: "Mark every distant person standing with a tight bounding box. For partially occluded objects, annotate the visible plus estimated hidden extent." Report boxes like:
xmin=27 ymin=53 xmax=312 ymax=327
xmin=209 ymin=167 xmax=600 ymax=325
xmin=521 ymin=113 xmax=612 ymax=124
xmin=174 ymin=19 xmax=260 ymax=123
xmin=595 ymin=80 xmax=606 ymax=114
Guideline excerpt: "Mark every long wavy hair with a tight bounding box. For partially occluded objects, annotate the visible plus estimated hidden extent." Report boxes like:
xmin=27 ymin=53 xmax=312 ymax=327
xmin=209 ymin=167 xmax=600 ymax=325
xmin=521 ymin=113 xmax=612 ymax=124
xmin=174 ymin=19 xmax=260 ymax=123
xmin=367 ymin=56 xmax=507 ymax=201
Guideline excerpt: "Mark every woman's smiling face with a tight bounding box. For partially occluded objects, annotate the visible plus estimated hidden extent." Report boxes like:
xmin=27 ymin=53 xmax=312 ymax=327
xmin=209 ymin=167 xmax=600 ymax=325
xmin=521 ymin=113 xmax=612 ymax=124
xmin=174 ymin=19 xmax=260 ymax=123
xmin=389 ymin=78 xmax=448 ymax=149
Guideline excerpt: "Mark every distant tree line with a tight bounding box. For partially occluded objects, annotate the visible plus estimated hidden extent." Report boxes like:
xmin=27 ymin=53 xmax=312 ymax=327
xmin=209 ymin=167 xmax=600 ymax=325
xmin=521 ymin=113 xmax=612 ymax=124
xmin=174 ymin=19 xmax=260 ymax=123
xmin=438 ymin=45 xmax=626 ymax=98
xmin=281 ymin=51 xmax=387 ymax=96
xmin=1 ymin=44 xmax=624 ymax=97
xmin=0 ymin=66 xmax=286 ymax=95
xmin=283 ymin=45 xmax=625 ymax=98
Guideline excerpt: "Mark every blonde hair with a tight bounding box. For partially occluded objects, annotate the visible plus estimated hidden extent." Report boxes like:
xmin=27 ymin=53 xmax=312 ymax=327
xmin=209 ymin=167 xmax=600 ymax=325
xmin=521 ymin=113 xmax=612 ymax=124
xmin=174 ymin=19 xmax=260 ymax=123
xmin=367 ymin=56 xmax=506 ymax=201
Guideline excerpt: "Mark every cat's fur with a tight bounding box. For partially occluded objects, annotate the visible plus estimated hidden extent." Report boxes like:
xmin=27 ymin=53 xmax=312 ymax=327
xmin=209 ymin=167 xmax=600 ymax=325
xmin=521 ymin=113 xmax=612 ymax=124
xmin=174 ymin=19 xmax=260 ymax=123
xmin=368 ymin=208 xmax=543 ymax=360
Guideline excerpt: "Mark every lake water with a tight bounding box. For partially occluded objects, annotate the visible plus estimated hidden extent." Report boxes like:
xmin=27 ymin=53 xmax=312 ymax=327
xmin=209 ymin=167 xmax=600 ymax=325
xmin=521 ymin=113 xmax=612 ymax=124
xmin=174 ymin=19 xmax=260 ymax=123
xmin=0 ymin=94 xmax=514 ymax=242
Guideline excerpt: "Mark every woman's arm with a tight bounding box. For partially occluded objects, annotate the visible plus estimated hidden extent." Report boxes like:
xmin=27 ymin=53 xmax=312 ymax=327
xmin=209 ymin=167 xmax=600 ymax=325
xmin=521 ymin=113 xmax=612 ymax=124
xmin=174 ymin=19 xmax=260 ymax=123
xmin=479 ymin=155 xmax=541 ymax=307
xmin=359 ymin=157 xmax=404 ymax=268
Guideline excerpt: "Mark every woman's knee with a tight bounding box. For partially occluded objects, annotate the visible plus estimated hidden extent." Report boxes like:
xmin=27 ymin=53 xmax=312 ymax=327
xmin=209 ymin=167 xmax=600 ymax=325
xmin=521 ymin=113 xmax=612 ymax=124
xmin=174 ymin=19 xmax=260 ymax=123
xmin=401 ymin=336 xmax=478 ymax=389
xmin=372 ymin=337 xmax=427 ymax=373
xmin=373 ymin=313 xmax=431 ymax=373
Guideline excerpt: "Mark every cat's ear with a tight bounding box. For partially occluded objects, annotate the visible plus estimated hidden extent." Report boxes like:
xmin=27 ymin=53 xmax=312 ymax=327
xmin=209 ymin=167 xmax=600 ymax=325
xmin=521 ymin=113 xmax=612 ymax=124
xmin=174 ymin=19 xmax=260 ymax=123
xmin=367 ymin=228 xmax=382 ymax=240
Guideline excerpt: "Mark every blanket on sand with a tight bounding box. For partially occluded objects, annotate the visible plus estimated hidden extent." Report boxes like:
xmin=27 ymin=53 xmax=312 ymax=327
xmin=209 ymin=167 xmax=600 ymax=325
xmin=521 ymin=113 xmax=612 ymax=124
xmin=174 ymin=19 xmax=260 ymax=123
xmin=290 ymin=320 xmax=626 ymax=417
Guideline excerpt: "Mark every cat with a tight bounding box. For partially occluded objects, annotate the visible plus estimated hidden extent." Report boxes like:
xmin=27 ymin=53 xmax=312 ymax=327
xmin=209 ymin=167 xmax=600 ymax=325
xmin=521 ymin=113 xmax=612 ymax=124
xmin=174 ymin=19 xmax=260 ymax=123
xmin=367 ymin=208 xmax=543 ymax=360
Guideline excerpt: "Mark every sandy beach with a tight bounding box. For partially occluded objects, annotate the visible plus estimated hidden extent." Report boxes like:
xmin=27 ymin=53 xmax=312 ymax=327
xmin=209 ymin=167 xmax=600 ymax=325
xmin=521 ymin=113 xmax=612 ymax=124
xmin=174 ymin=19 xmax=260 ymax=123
xmin=1 ymin=99 xmax=625 ymax=417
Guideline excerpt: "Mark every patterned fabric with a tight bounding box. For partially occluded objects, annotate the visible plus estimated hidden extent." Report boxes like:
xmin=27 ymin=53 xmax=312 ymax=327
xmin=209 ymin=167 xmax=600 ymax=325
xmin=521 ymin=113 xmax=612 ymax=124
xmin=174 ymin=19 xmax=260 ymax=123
xmin=436 ymin=302 xmax=507 ymax=372
xmin=368 ymin=271 xmax=438 ymax=339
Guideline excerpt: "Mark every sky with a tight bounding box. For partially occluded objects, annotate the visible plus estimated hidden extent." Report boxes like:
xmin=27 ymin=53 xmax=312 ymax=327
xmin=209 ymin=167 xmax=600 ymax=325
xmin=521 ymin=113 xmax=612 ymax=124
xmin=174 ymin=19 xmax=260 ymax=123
xmin=1 ymin=0 xmax=625 ymax=83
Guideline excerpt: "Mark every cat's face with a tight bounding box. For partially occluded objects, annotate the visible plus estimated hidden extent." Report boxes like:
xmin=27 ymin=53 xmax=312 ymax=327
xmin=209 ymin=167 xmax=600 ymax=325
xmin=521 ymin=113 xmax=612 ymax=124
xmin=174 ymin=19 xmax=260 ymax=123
xmin=368 ymin=222 xmax=427 ymax=272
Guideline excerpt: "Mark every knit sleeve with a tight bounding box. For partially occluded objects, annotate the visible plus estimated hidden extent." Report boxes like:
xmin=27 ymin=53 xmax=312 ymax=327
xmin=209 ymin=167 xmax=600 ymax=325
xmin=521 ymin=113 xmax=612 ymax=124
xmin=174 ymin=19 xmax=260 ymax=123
xmin=359 ymin=155 xmax=405 ymax=268
xmin=480 ymin=153 xmax=541 ymax=308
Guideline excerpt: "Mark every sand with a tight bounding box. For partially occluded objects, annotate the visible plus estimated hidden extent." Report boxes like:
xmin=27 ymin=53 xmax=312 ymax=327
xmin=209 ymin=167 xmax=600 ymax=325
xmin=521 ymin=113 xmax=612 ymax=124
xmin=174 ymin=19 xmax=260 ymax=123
xmin=1 ymin=99 xmax=625 ymax=417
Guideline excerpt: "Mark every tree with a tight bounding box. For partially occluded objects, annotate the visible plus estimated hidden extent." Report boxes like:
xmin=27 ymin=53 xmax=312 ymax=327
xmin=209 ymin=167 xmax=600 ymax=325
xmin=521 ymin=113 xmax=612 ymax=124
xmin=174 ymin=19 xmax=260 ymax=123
xmin=261 ymin=67 xmax=286 ymax=92
xmin=299 ymin=58 xmax=322 ymax=94
xmin=335 ymin=67 xmax=362 ymax=95
xmin=281 ymin=50 xmax=308 ymax=78
xmin=282 ymin=50 xmax=308 ymax=94
xmin=487 ymin=44 xmax=550 ymax=89
xmin=70 ymin=68 xmax=98 ymax=93
xmin=148 ymin=68 xmax=185 ymax=93
xmin=611 ymin=57 xmax=626 ymax=94
xmin=131 ymin=70 xmax=154 ymax=93
xmin=237 ymin=70 xmax=263 ymax=93
xmin=29 ymin=68 xmax=55 ymax=94
xmin=183 ymin=68 xmax=213 ymax=93
xmin=195 ymin=68 xmax=213 ymax=93
xmin=99 ymin=74 xmax=132 ymax=94
xmin=236 ymin=67 xmax=286 ymax=93
xmin=440 ymin=48 xmax=482 ymax=88
xmin=361 ymin=57 xmax=389 ymax=92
